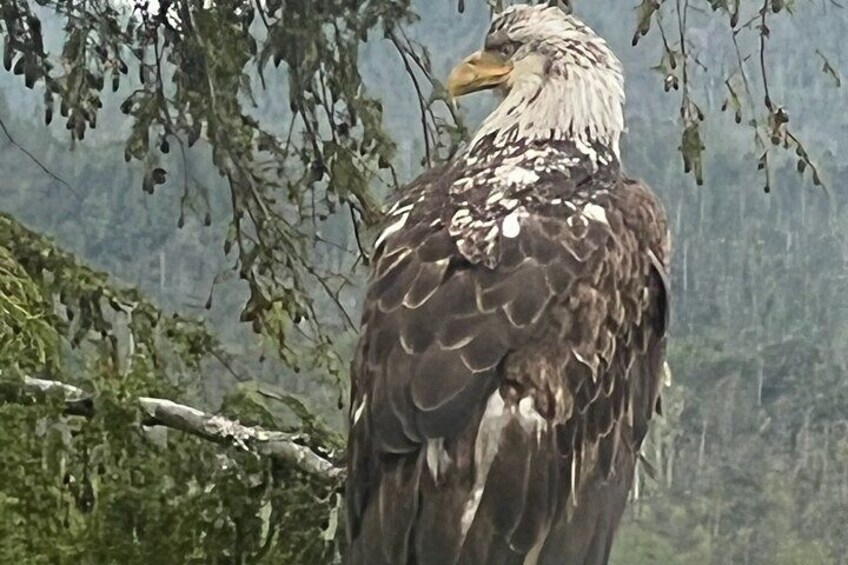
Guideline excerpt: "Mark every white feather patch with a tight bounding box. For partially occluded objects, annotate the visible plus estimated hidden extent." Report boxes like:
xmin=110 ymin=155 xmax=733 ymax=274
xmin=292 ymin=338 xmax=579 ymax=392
xmin=426 ymin=438 xmax=448 ymax=481
xmin=502 ymin=210 xmax=523 ymax=238
xmin=461 ymin=392 xmax=507 ymax=538
xmin=352 ymin=394 xmax=367 ymax=426
xmin=374 ymin=211 xmax=409 ymax=249
xmin=494 ymin=164 xmax=540 ymax=187
xmin=486 ymin=190 xmax=505 ymax=205
xmin=582 ymin=203 xmax=608 ymax=225
xmin=575 ymin=138 xmax=598 ymax=164
xmin=663 ymin=361 xmax=673 ymax=387
xmin=386 ymin=200 xmax=414 ymax=216
xmin=500 ymin=198 xmax=520 ymax=211
xmin=460 ymin=393 xmax=550 ymax=541
xmin=517 ymin=396 xmax=547 ymax=442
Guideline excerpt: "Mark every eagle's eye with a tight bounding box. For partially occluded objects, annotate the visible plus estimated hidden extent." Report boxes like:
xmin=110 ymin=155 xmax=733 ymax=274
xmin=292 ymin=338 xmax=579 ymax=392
xmin=496 ymin=42 xmax=517 ymax=59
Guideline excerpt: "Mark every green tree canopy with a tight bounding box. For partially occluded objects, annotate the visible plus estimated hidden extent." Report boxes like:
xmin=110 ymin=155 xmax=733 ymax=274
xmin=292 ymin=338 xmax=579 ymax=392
xmin=1 ymin=0 xmax=845 ymax=563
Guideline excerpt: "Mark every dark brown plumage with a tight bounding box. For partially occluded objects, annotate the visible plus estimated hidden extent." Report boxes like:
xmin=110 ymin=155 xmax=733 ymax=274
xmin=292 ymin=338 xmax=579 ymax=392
xmin=345 ymin=6 xmax=670 ymax=565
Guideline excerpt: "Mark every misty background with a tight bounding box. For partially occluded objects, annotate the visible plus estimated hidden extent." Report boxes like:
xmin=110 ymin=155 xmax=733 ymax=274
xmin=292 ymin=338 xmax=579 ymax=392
xmin=1 ymin=1 xmax=847 ymax=563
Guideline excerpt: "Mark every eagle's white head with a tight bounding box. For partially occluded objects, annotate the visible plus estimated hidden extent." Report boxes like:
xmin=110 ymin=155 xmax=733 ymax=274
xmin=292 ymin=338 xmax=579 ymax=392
xmin=448 ymin=4 xmax=625 ymax=159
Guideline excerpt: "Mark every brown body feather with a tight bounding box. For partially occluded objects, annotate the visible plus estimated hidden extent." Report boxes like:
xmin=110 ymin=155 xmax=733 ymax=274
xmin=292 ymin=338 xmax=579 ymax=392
xmin=345 ymin=137 xmax=669 ymax=565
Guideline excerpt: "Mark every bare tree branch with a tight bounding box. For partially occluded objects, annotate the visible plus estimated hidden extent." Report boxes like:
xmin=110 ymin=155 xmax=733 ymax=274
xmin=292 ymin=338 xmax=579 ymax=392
xmin=1 ymin=375 xmax=344 ymax=483
xmin=0 ymin=115 xmax=78 ymax=198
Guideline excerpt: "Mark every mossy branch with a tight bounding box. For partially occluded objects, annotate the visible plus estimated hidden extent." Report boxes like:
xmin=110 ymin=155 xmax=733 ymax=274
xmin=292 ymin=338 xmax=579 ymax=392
xmin=1 ymin=374 xmax=344 ymax=483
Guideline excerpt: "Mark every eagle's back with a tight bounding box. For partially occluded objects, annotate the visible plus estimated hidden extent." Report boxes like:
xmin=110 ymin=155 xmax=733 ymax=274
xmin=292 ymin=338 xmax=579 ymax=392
xmin=346 ymin=140 xmax=669 ymax=565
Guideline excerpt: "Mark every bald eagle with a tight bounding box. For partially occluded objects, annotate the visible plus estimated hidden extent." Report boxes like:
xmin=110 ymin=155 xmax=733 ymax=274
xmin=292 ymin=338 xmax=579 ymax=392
xmin=345 ymin=5 xmax=670 ymax=565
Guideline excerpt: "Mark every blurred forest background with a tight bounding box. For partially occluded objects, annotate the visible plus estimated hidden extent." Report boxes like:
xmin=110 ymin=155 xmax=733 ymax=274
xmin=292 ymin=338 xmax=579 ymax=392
xmin=1 ymin=0 xmax=847 ymax=563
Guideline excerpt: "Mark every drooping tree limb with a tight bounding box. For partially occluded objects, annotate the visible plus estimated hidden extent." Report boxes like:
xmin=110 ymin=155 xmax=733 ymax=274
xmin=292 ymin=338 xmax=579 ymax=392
xmin=0 ymin=116 xmax=77 ymax=197
xmin=1 ymin=375 xmax=344 ymax=482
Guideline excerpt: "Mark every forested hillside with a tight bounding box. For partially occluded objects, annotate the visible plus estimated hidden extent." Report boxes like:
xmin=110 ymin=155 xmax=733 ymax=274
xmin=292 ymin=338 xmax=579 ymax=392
xmin=1 ymin=0 xmax=846 ymax=563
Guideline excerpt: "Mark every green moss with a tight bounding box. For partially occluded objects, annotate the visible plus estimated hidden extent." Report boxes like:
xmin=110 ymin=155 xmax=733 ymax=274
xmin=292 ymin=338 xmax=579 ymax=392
xmin=0 ymin=213 xmax=341 ymax=563
xmin=0 ymin=245 xmax=60 ymax=373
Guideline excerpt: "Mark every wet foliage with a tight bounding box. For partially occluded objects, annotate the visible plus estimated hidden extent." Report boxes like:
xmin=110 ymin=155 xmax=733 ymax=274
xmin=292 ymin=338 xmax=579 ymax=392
xmin=1 ymin=0 xmax=846 ymax=563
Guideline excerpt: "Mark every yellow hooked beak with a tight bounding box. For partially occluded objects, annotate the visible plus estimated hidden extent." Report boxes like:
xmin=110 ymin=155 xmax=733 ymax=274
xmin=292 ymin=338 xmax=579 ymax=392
xmin=447 ymin=50 xmax=513 ymax=98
